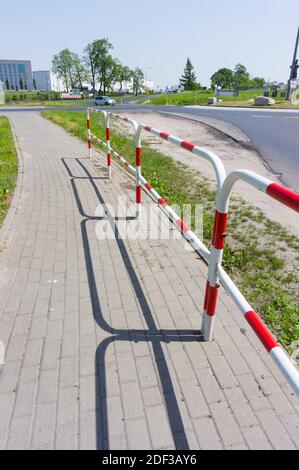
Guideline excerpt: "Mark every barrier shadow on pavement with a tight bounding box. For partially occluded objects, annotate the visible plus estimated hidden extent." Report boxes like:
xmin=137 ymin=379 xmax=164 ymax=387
xmin=62 ymin=156 xmax=204 ymax=450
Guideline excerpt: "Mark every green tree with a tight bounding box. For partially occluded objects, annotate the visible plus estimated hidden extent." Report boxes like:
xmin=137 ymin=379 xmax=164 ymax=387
xmin=113 ymin=62 xmax=133 ymax=93
xmin=98 ymin=54 xmax=115 ymax=94
xmin=132 ymin=67 xmax=144 ymax=96
xmin=179 ymin=58 xmax=198 ymax=91
xmin=33 ymin=78 xmax=37 ymax=90
xmin=211 ymin=67 xmax=234 ymax=88
xmin=249 ymin=76 xmax=266 ymax=89
xmin=71 ymin=53 xmax=89 ymax=94
xmin=52 ymin=49 xmax=75 ymax=92
xmin=19 ymin=78 xmax=24 ymax=90
xmin=84 ymin=38 xmax=114 ymax=95
xmin=5 ymin=79 xmax=10 ymax=90
xmin=83 ymin=42 xmax=98 ymax=95
xmin=233 ymin=63 xmax=250 ymax=89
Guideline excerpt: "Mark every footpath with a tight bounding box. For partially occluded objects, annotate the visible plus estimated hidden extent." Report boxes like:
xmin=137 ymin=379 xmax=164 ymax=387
xmin=0 ymin=112 xmax=298 ymax=449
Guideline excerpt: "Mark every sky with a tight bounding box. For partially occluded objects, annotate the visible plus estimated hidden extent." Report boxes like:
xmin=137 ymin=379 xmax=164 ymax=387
xmin=1 ymin=0 xmax=298 ymax=88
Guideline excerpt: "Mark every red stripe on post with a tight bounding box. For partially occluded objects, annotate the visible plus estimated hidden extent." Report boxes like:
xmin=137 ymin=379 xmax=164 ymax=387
xmin=144 ymin=126 xmax=152 ymax=132
xmin=212 ymin=211 xmax=228 ymax=249
xmin=145 ymin=182 xmax=153 ymax=190
xmin=158 ymin=197 xmax=168 ymax=207
xmin=245 ymin=310 xmax=278 ymax=352
xmin=181 ymin=140 xmax=196 ymax=152
xmin=88 ymin=140 xmax=92 ymax=149
xmin=87 ymin=119 xmax=90 ymax=129
xmin=206 ymin=285 xmax=219 ymax=316
xmin=136 ymin=147 xmax=141 ymax=166
xmin=160 ymin=132 xmax=169 ymax=140
xmin=125 ymin=161 xmax=129 ymax=167
xmin=106 ymin=128 xmax=110 ymax=140
xmin=266 ymin=183 xmax=299 ymax=213
xmin=136 ymin=186 xmax=141 ymax=203
xmin=177 ymin=219 xmax=190 ymax=233
xmin=107 ymin=154 xmax=111 ymax=166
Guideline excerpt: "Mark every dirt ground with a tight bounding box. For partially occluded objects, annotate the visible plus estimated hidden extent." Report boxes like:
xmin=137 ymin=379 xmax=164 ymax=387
xmin=113 ymin=110 xmax=299 ymax=238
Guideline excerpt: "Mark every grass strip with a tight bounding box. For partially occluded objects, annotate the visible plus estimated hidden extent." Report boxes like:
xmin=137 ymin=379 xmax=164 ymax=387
xmin=0 ymin=116 xmax=18 ymax=226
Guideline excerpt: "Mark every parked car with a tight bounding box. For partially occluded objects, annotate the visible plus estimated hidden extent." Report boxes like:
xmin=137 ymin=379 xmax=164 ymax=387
xmin=94 ymin=96 xmax=116 ymax=106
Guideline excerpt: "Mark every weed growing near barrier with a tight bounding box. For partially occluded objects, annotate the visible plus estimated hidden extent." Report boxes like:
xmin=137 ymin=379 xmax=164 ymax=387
xmin=42 ymin=110 xmax=299 ymax=351
xmin=0 ymin=117 xmax=18 ymax=226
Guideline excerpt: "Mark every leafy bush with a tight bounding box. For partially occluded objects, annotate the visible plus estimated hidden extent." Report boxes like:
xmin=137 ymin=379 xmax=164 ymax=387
xmin=4 ymin=91 xmax=61 ymax=102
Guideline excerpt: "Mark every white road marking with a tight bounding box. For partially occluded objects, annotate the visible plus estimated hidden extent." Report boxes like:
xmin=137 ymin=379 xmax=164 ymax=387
xmin=251 ymin=115 xmax=273 ymax=118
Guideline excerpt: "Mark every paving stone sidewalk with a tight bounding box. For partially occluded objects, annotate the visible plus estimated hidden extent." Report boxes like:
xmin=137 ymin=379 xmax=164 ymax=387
xmin=0 ymin=112 xmax=298 ymax=450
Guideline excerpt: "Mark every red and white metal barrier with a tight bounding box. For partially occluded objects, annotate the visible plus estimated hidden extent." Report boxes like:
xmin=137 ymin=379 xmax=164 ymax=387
xmin=218 ymin=265 xmax=299 ymax=395
xmin=87 ymin=109 xmax=299 ymax=396
xmin=209 ymin=169 xmax=299 ymax=394
xmin=89 ymin=131 xmax=211 ymax=263
xmin=87 ymin=108 xmax=141 ymax=216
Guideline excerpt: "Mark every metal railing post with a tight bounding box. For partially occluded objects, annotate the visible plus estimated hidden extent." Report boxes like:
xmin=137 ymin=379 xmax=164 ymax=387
xmin=104 ymin=112 xmax=111 ymax=179
xmin=87 ymin=109 xmax=92 ymax=157
xmin=215 ymin=169 xmax=299 ymax=395
xmin=135 ymin=125 xmax=142 ymax=217
xmin=201 ymin=208 xmax=228 ymax=341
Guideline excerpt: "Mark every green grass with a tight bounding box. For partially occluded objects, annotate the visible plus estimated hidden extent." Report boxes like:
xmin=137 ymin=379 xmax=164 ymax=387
xmin=140 ymin=89 xmax=297 ymax=108
xmin=0 ymin=117 xmax=18 ymax=226
xmin=140 ymin=91 xmax=213 ymax=106
xmin=0 ymin=99 xmax=92 ymax=108
xmin=42 ymin=110 xmax=299 ymax=351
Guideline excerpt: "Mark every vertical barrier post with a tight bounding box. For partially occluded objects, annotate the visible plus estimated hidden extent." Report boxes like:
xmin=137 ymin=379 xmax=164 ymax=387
xmin=201 ymin=209 xmax=228 ymax=341
xmin=104 ymin=113 xmax=111 ymax=179
xmin=135 ymin=125 xmax=142 ymax=217
xmin=87 ymin=109 xmax=92 ymax=158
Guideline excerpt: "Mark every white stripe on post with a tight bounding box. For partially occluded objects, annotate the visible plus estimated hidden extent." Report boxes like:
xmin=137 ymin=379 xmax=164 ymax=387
xmin=270 ymin=347 xmax=299 ymax=396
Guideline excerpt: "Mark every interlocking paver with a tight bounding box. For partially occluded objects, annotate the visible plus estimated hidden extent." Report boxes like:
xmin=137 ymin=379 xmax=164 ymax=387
xmin=0 ymin=111 xmax=297 ymax=449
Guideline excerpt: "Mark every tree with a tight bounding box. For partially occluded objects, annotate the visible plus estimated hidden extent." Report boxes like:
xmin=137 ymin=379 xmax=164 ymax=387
xmin=132 ymin=68 xmax=144 ymax=95
xmin=52 ymin=49 xmax=75 ymax=92
xmin=211 ymin=67 xmax=234 ymax=88
xmin=71 ymin=53 xmax=89 ymax=94
xmin=113 ymin=62 xmax=133 ymax=93
xmin=179 ymin=58 xmax=198 ymax=91
xmin=233 ymin=63 xmax=250 ymax=89
xmin=5 ymin=79 xmax=9 ymax=90
xmin=84 ymin=38 xmax=114 ymax=95
xmin=19 ymin=78 xmax=24 ymax=90
xmin=98 ymin=54 xmax=115 ymax=94
xmin=83 ymin=41 xmax=98 ymax=95
xmin=33 ymin=78 xmax=37 ymax=90
xmin=249 ymin=76 xmax=266 ymax=89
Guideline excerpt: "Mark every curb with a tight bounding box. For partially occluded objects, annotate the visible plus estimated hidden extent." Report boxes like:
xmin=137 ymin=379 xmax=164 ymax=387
xmin=158 ymin=110 xmax=251 ymax=144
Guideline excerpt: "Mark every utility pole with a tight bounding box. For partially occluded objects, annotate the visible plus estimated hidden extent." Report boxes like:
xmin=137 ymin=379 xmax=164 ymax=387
xmin=287 ymin=26 xmax=299 ymax=100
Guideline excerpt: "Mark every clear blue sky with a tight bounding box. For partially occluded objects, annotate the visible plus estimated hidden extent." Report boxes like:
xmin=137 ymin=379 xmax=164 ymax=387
xmin=1 ymin=0 xmax=298 ymax=87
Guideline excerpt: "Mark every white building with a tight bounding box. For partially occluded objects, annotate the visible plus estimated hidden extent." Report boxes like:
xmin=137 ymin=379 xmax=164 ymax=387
xmin=32 ymin=70 xmax=52 ymax=91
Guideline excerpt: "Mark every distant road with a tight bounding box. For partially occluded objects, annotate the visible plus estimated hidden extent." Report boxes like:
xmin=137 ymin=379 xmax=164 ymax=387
xmin=1 ymin=103 xmax=299 ymax=190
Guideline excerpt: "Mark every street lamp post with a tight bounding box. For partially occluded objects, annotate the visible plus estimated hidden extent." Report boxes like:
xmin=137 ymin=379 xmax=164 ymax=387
xmin=144 ymin=66 xmax=152 ymax=93
xmin=287 ymin=26 xmax=299 ymax=101
xmin=47 ymin=80 xmax=51 ymax=102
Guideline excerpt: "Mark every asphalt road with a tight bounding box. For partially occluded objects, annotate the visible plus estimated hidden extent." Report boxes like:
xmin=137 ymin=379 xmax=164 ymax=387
xmin=150 ymin=104 xmax=299 ymax=191
xmin=1 ymin=103 xmax=299 ymax=190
